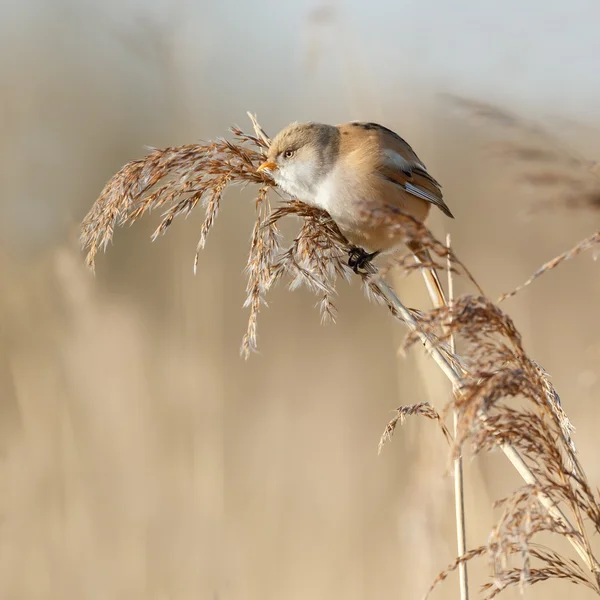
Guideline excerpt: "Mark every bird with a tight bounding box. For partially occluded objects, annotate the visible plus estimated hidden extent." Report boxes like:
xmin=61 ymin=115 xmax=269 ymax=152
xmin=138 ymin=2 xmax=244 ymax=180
xmin=257 ymin=121 xmax=454 ymax=304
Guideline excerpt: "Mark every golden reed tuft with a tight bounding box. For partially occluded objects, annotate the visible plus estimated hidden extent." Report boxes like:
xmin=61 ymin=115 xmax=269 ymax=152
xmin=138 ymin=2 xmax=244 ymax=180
xmin=80 ymin=114 xmax=467 ymax=356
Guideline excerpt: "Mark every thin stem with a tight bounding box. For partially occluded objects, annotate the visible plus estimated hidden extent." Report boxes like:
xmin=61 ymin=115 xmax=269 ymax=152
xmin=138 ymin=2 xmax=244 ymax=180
xmin=368 ymin=268 xmax=600 ymax=578
xmin=247 ymin=111 xmax=272 ymax=147
xmin=445 ymin=235 xmax=469 ymax=600
xmin=410 ymin=242 xmax=470 ymax=599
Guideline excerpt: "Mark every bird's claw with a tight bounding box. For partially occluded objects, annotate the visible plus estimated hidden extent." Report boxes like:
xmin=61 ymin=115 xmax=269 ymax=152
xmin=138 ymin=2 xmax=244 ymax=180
xmin=347 ymin=247 xmax=380 ymax=274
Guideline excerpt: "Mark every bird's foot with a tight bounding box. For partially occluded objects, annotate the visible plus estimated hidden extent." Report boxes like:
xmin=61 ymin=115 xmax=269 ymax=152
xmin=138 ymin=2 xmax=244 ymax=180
xmin=347 ymin=247 xmax=380 ymax=274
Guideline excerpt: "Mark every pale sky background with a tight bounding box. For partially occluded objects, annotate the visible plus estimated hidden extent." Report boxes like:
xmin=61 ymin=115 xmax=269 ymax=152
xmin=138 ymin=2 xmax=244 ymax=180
xmin=1 ymin=0 xmax=599 ymax=243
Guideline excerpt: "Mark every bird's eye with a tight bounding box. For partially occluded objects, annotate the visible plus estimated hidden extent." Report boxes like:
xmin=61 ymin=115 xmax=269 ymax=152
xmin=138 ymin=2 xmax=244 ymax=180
xmin=283 ymin=150 xmax=295 ymax=159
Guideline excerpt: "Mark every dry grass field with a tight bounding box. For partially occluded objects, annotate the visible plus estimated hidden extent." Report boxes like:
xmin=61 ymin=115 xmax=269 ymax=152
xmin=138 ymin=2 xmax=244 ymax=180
xmin=1 ymin=2 xmax=600 ymax=598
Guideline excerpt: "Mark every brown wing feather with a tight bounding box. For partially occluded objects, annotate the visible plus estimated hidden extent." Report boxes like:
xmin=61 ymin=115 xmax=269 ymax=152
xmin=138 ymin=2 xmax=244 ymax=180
xmin=380 ymin=164 xmax=455 ymax=219
xmin=339 ymin=122 xmax=454 ymax=219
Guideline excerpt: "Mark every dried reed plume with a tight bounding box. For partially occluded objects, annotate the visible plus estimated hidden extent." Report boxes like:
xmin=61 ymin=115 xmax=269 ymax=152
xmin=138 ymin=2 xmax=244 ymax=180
xmin=443 ymin=94 xmax=600 ymax=212
xmin=80 ymin=113 xmax=463 ymax=356
xmin=378 ymin=97 xmax=600 ymax=597
xmin=396 ymin=289 xmax=600 ymax=598
xmin=443 ymin=94 xmax=600 ymax=301
xmin=81 ymin=110 xmax=600 ymax=598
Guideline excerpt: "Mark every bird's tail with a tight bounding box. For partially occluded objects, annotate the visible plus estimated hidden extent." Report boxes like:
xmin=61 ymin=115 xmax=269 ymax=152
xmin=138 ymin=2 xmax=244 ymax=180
xmin=407 ymin=241 xmax=447 ymax=309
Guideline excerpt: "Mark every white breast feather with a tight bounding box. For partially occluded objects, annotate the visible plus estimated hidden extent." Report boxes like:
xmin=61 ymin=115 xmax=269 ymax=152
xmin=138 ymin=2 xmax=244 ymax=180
xmin=313 ymin=162 xmax=363 ymax=228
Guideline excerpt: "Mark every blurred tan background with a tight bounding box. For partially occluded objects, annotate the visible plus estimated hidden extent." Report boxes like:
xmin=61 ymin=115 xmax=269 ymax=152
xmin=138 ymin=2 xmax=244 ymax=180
xmin=1 ymin=0 xmax=599 ymax=598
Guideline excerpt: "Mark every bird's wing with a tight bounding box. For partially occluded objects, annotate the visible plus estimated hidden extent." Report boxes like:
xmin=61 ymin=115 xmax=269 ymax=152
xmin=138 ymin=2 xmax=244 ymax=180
xmin=342 ymin=122 xmax=455 ymax=219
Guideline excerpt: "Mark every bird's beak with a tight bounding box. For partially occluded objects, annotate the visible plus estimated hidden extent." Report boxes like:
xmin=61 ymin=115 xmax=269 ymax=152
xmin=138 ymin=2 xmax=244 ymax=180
xmin=257 ymin=161 xmax=277 ymax=173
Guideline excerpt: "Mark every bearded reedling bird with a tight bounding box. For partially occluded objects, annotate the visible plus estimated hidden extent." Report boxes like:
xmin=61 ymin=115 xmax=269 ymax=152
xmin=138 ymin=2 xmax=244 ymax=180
xmin=257 ymin=121 xmax=454 ymax=305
